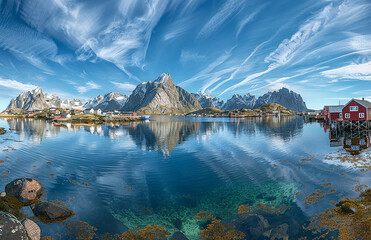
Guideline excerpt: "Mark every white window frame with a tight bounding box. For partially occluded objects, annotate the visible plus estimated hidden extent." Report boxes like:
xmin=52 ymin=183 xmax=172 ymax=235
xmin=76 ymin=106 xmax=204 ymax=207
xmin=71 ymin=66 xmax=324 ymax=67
xmin=345 ymin=113 xmax=350 ymax=118
xmin=359 ymin=113 xmax=365 ymax=118
xmin=339 ymin=113 xmax=342 ymax=118
xmin=350 ymin=106 xmax=358 ymax=111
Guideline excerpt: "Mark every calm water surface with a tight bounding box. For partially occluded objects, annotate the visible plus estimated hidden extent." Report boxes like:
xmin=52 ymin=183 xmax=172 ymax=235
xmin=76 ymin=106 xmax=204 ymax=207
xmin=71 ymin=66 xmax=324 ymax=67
xmin=0 ymin=116 xmax=369 ymax=239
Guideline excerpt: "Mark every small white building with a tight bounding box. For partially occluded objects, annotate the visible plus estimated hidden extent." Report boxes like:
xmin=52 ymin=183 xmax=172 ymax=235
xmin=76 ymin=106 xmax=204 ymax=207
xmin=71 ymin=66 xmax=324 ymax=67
xmin=84 ymin=108 xmax=102 ymax=115
xmin=84 ymin=108 xmax=95 ymax=114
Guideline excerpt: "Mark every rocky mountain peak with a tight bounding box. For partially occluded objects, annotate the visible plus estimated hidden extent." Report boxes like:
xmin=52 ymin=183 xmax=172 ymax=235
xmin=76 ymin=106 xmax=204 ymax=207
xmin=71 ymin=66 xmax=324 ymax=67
xmin=122 ymin=74 xmax=201 ymax=114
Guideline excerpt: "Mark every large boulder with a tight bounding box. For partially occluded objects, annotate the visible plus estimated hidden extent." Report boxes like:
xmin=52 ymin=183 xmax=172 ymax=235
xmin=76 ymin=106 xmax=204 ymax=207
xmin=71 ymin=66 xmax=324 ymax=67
xmin=31 ymin=201 xmax=75 ymax=223
xmin=170 ymin=231 xmax=188 ymax=240
xmin=5 ymin=178 xmax=42 ymax=204
xmin=21 ymin=219 xmax=41 ymax=240
xmin=0 ymin=211 xmax=28 ymax=240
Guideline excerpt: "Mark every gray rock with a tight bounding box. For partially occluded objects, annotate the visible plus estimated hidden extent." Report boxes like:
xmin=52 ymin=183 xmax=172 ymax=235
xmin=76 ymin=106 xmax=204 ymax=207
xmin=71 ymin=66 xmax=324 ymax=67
xmin=5 ymin=178 xmax=42 ymax=203
xmin=223 ymin=88 xmax=307 ymax=112
xmin=0 ymin=211 xmax=28 ymax=240
xmin=121 ymin=73 xmax=202 ymax=114
xmin=21 ymin=219 xmax=40 ymax=240
xmin=255 ymin=88 xmax=307 ymax=112
xmin=6 ymin=87 xmax=50 ymax=111
xmin=31 ymin=201 xmax=74 ymax=223
xmin=269 ymin=223 xmax=288 ymax=240
xmin=170 ymin=231 xmax=188 ymax=240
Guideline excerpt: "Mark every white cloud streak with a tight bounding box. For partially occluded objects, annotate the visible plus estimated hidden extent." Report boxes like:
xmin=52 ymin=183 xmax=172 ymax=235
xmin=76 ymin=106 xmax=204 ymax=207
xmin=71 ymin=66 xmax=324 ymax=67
xmin=321 ymin=61 xmax=371 ymax=81
xmin=0 ymin=78 xmax=38 ymax=91
xmin=76 ymin=81 xmax=101 ymax=94
xmin=111 ymin=81 xmax=137 ymax=92
xmin=197 ymin=0 xmax=244 ymax=39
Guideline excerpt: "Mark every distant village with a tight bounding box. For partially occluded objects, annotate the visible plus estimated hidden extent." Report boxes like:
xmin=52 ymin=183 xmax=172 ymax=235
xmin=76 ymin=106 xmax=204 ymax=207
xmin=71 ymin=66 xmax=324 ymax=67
xmin=1 ymin=107 xmax=148 ymax=125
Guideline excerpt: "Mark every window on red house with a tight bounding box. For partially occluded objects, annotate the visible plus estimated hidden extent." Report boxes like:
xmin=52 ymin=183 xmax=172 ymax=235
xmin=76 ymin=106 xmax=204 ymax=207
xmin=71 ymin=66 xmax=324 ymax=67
xmin=359 ymin=113 xmax=364 ymax=118
xmin=345 ymin=113 xmax=350 ymax=118
xmin=350 ymin=106 xmax=358 ymax=111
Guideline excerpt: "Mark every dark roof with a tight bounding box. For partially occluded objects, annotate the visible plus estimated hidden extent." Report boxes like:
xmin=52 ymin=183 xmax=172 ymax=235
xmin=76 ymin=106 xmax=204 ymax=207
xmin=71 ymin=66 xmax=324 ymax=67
xmin=355 ymin=99 xmax=371 ymax=108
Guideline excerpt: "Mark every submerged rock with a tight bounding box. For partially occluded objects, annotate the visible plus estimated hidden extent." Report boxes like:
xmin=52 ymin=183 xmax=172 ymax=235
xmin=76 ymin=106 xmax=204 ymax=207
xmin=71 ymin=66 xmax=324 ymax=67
xmin=31 ymin=201 xmax=75 ymax=223
xmin=0 ymin=128 xmax=6 ymax=135
xmin=170 ymin=231 xmax=188 ymax=240
xmin=223 ymin=213 xmax=270 ymax=240
xmin=268 ymin=223 xmax=288 ymax=240
xmin=21 ymin=219 xmax=41 ymax=240
xmin=0 ymin=211 xmax=28 ymax=239
xmin=5 ymin=178 xmax=42 ymax=203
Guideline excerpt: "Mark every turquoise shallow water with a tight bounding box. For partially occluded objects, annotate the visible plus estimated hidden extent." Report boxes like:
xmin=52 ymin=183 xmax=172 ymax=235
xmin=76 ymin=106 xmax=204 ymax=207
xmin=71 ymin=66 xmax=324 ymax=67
xmin=0 ymin=116 xmax=369 ymax=239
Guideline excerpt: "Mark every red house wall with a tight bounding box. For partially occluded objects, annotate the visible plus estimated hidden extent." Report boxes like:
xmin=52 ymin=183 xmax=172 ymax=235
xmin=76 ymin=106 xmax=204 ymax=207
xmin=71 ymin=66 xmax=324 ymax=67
xmin=329 ymin=112 xmax=341 ymax=121
xmin=342 ymin=100 xmax=368 ymax=121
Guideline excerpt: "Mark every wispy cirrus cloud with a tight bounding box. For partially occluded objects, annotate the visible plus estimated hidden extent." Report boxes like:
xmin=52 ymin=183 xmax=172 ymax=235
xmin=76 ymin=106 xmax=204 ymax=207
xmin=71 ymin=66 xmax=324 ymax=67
xmin=0 ymin=77 xmax=38 ymax=91
xmin=264 ymin=4 xmax=333 ymax=68
xmin=220 ymin=0 xmax=368 ymax=96
xmin=321 ymin=61 xmax=371 ymax=81
xmin=179 ymin=50 xmax=205 ymax=64
xmin=76 ymin=81 xmax=101 ymax=94
xmin=179 ymin=48 xmax=235 ymax=87
xmin=111 ymin=81 xmax=137 ymax=92
xmin=197 ymin=0 xmax=244 ymax=39
xmin=236 ymin=4 xmax=266 ymax=38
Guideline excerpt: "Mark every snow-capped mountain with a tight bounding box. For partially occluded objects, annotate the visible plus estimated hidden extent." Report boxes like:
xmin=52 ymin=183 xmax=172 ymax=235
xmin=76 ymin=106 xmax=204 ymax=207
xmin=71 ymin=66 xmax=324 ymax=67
xmin=95 ymin=92 xmax=129 ymax=111
xmin=60 ymin=99 xmax=84 ymax=110
xmin=44 ymin=93 xmax=61 ymax=108
xmin=6 ymin=87 xmax=50 ymax=111
xmin=192 ymin=92 xmax=224 ymax=109
xmin=6 ymin=87 xmax=84 ymax=111
xmin=121 ymin=73 xmax=202 ymax=114
xmin=84 ymin=95 xmax=104 ymax=109
xmin=223 ymin=93 xmax=256 ymax=110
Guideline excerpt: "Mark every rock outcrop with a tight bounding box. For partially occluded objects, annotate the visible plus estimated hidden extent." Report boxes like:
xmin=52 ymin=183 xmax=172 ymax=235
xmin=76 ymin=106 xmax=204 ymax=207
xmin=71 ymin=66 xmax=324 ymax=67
xmin=121 ymin=73 xmax=202 ymax=114
xmin=223 ymin=88 xmax=307 ymax=112
xmin=255 ymin=88 xmax=307 ymax=112
xmin=0 ymin=211 xmax=28 ymax=240
xmin=5 ymin=178 xmax=42 ymax=204
xmin=31 ymin=201 xmax=75 ymax=223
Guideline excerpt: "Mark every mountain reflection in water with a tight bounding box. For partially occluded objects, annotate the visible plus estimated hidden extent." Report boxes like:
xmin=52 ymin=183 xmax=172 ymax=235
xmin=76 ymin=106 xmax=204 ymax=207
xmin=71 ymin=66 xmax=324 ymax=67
xmin=0 ymin=116 xmax=369 ymax=239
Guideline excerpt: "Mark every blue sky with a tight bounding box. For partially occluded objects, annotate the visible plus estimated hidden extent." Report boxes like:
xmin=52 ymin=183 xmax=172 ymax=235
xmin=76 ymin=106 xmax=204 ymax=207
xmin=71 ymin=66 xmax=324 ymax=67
xmin=0 ymin=0 xmax=370 ymax=110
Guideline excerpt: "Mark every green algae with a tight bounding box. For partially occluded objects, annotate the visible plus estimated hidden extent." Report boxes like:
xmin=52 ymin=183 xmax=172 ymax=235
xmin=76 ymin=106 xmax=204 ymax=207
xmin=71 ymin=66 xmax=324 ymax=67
xmin=108 ymin=181 xmax=297 ymax=239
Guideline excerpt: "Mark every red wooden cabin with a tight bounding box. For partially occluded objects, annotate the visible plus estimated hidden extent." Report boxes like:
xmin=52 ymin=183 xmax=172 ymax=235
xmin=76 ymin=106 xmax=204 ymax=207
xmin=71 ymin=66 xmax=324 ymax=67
xmin=342 ymin=98 xmax=371 ymax=121
xmin=328 ymin=105 xmax=344 ymax=121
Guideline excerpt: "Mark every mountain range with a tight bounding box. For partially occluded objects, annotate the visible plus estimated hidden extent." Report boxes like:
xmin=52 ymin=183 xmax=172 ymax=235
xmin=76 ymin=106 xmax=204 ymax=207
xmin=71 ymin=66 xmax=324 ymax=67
xmin=4 ymin=73 xmax=307 ymax=113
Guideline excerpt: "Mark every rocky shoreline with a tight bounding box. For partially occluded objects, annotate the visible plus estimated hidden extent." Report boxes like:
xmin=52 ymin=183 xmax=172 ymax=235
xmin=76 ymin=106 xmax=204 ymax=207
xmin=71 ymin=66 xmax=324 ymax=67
xmin=0 ymin=178 xmax=75 ymax=240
